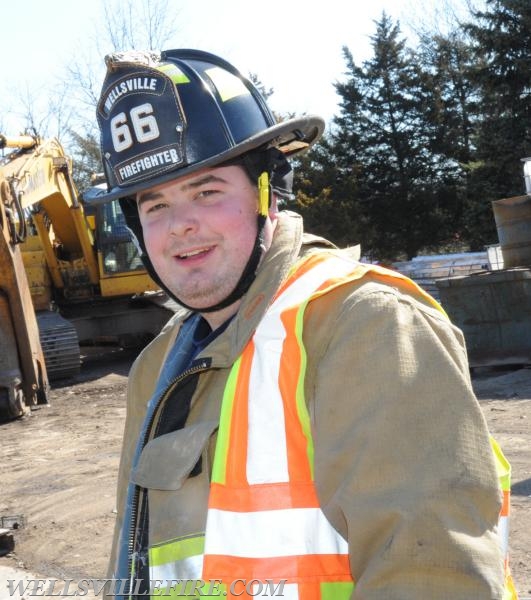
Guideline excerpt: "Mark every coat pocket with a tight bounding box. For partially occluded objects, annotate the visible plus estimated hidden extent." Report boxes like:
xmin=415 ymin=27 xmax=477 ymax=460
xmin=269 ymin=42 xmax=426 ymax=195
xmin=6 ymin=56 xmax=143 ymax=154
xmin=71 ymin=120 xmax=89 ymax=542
xmin=131 ymin=420 xmax=218 ymax=490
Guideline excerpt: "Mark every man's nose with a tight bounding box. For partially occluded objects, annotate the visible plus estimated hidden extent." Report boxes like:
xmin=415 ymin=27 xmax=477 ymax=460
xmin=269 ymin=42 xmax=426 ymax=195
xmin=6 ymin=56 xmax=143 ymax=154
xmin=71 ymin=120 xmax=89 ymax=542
xmin=168 ymin=202 xmax=200 ymax=237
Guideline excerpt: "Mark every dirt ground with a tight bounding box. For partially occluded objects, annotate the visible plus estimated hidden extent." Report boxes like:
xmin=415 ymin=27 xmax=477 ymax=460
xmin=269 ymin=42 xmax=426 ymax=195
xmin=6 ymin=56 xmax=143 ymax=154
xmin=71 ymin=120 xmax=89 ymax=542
xmin=0 ymin=350 xmax=530 ymax=597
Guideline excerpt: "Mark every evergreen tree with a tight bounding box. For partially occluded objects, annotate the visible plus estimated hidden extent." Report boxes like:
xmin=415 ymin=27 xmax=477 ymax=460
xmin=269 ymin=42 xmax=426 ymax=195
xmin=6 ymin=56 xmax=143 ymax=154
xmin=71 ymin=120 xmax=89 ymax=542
xmin=465 ymin=0 xmax=531 ymax=247
xmin=293 ymin=2 xmax=531 ymax=257
xmin=68 ymin=129 xmax=102 ymax=191
xmin=332 ymin=14 xmax=456 ymax=259
xmin=417 ymin=30 xmax=476 ymax=168
xmin=287 ymin=135 xmax=366 ymax=251
xmin=359 ymin=14 xmax=429 ymax=259
xmin=415 ymin=29 xmax=478 ymax=250
xmin=285 ymin=48 xmax=367 ymax=251
xmin=292 ymin=13 xmax=476 ymax=260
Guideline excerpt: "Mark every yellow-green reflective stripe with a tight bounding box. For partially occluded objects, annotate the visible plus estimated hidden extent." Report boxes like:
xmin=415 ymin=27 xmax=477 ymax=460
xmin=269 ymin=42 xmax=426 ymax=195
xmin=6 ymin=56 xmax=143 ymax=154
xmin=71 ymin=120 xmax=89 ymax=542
xmin=490 ymin=436 xmax=511 ymax=491
xmin=149 ymin=534 xmax=204 ymax=567
xmin=295 ymin=299 xmax=314 ymax=478
xmin=503 ymin=573 xmax=518 ymax=600
xmin=205 ymin=66 xmax=250 ymax=102
xmin=321 ymin=581 xmax=355 ymax=600
xmin=211 ymin=356 xmax=242 ymax=484
xmin=129 ymin=549 xmax=136 ymax=588
xmin=156 ymin=63 xmax=190 ymax=84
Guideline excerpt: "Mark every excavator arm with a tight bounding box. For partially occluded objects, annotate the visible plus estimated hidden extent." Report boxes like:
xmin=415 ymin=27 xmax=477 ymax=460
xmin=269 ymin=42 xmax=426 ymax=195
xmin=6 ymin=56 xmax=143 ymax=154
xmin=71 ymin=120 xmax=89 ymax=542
xmin=0 ymin=152 xmax=49 ymax=419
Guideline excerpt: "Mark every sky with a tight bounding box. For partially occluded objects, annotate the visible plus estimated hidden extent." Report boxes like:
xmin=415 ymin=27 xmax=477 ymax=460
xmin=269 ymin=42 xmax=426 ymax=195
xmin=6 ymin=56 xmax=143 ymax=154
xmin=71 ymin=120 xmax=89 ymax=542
xmin=0 ymin=0 xmax=452 ymax=136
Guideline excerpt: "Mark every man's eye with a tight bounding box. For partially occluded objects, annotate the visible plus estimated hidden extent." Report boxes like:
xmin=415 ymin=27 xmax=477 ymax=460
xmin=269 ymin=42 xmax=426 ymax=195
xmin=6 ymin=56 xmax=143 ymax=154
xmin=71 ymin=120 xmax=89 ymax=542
xmin=145 ymin=202 xmax=167 ymax=214
xmin=196 ymin=189 xmax=218 ymax=200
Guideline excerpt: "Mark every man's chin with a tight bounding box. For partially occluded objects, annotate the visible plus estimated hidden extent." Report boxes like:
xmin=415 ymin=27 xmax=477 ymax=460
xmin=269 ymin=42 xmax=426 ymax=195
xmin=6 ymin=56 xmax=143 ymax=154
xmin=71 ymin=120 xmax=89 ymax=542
xmin=166 ymin=279 xmax=238 ymax=314
xmin=176 ymin=291 xmax=227 ymax=312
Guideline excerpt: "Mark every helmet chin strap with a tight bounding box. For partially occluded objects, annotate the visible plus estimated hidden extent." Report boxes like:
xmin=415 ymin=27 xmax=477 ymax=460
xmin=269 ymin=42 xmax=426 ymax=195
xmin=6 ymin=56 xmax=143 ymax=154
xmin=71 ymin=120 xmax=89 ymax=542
xmin=173 ymin=171 xmax=270 ymax=315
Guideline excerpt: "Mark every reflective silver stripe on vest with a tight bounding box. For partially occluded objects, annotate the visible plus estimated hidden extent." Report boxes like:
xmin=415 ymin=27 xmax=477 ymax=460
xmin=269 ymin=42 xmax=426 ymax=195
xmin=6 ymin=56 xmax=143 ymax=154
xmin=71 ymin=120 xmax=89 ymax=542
xmin=204 ymin=507 xmax=349 ymax=557
xmin=246 ymin=254 xmax=359 ymax=485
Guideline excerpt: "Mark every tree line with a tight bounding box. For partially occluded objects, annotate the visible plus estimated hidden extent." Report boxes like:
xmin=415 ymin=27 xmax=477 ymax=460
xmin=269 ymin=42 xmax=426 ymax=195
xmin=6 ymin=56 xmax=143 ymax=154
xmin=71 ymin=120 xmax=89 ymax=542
xmin=284 ymin=0 xmax=531 ymax=260
xmin=8 ymin=0 xmax=528 ymax=263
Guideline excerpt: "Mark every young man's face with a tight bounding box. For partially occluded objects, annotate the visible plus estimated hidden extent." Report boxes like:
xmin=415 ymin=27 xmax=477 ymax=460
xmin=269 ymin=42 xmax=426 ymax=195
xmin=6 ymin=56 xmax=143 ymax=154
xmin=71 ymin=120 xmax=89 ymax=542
xmin=137 ymin=165 xmax=276 ymax=325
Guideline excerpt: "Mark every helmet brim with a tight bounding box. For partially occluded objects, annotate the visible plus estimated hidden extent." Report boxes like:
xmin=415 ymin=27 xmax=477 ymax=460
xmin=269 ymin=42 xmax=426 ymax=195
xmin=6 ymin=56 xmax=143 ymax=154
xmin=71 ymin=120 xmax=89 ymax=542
xmin=84 ymin=115 xmax=324 ymax=205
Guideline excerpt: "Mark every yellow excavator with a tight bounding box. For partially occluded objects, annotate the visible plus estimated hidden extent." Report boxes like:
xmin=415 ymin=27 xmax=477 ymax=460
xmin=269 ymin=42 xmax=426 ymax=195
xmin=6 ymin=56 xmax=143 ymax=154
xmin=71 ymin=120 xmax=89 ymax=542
xmin=0 ymin=134 xmax=176 ymax=419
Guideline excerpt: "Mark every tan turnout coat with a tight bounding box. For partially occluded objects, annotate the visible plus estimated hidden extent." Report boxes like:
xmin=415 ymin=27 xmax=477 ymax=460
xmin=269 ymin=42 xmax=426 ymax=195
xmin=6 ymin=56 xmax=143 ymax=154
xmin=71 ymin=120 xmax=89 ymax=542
xmin=108 ymin=211 xmax=505 ymax=599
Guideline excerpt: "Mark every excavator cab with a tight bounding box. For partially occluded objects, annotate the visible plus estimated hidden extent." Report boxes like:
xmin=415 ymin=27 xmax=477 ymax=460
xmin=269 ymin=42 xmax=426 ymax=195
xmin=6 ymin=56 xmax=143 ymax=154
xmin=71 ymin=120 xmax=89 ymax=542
xmin=80 ymin=193 xmax=144 ymax=278
xmin=98 ymin=201 xmax=143 ymax=274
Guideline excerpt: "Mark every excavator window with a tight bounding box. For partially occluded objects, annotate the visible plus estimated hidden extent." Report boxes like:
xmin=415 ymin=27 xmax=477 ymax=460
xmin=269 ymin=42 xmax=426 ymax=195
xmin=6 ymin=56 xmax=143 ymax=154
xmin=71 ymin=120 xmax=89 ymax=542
xmin=97 ymin=201 xmax=144 ymax=274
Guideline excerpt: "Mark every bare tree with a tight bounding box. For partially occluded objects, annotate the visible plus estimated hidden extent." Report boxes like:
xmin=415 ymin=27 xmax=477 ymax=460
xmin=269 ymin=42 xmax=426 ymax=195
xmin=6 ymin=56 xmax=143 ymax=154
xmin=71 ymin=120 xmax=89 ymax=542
xmin=65 ymin=0 xmax=181 ymax=134
xmin=56 ymin=0 xmax=183 ymax=177
xmin=7 ymin=0 xmax=181 ymax=152
xmin=400 ymin=0 xmax=486 ymax=40
xmin=13 ymin=83 xmax=51 ymax=138
xmin=102 ymin=0 xmax=179 ymax=51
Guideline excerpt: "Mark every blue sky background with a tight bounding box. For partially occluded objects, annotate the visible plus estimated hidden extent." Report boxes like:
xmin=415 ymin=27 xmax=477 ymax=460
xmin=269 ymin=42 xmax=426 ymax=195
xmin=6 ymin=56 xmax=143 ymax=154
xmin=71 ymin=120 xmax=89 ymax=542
xmin=1 ymin=0 xmax=469 ymax=135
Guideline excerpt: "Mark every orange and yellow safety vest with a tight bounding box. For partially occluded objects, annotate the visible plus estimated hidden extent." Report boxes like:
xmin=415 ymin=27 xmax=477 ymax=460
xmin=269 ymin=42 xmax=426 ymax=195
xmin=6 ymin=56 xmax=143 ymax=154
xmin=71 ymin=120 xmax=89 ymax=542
xmin=149 ymin=252 xmax=516 ymax=599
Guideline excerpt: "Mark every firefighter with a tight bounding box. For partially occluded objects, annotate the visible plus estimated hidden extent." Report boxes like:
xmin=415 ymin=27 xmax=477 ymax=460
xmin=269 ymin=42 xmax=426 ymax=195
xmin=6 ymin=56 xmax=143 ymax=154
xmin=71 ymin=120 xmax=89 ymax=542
xmin=90 ymin=49 xmax=512 ymax=599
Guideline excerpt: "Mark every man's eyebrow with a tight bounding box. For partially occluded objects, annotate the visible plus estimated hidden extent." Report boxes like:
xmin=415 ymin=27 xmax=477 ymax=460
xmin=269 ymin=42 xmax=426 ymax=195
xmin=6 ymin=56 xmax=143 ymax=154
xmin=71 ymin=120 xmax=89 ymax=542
xmin=137 ymin=190 xmax=162 ymax=208
xmin=181 ymin=173 xmax=228 ymax=191
xmin=137 ymin=174 xmax=228 ymax=208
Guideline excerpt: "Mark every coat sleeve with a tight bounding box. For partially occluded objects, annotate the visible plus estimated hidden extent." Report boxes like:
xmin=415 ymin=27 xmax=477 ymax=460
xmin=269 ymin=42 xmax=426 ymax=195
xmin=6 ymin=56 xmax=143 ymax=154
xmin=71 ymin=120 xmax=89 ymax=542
xmin=307 ymin=281 xmax=505 ymax=599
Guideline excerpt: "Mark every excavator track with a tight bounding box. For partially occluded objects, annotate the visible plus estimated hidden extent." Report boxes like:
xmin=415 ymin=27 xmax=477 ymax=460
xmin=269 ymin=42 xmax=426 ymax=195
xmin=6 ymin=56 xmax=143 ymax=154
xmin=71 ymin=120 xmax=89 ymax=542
xmin=36 ymin=311 xmax=81 ymax=381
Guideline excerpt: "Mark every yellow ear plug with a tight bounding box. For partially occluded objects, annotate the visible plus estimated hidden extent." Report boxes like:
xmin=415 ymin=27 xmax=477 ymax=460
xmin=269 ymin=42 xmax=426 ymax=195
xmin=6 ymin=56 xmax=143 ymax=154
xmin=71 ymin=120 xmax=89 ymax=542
xmin=258 ymin=171 xmax=270 ymax=217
